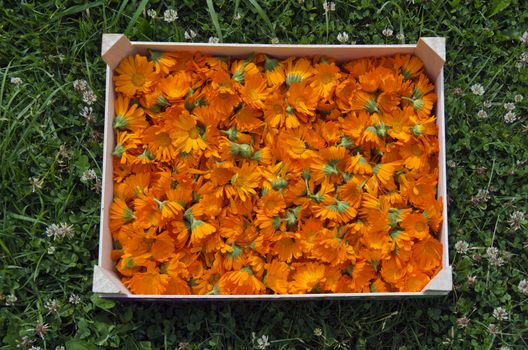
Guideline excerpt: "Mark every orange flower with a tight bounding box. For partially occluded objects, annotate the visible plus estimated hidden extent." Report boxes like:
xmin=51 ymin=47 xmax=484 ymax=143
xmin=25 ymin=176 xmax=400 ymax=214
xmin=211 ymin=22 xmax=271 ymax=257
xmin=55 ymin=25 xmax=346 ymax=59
xmin=124 ymin=268 xmax=169 ymax=294
xmin=274 ymin=233 xmax=303 ymax=263
xmin=113 ymin=131 xmax=141 ymax=164
xmin=411 ymin=237 xmax=442 ymax=274
xmin=114 ymin=54 xmax=158 ymax=96
xmin=159 ymin=72 xmax=192 ymax=101
xmin=225 ymin=163 xmax=261 ymax=202
xmin=265 ymin=259 xmax=291 ymax=294
xmin=238 ymin=74 xmax=270 ymax=109
xmin=113 ymin=94 xmax=147 ymax=131
xmin=142 ymin=124 xmax=179 ymax=162
xmin=109 ymin=197 xmax=134 ymax=232
xmin=263 ymin=57 xmax=286 ymax=86
xmin=352 ymin=260 xmax=376 ymax=292
xmin=310 ymin=63 xmax=342 ymax=99
xmin=287 ymin=82 xmax=318 ymax=117
xmin=218 ymin=268 xmax=266 ymax=294
xmin=171 ymin=113 xmax=208 ymax=153
xmin=290 ymin=263 xmax=326 ymax=293
xmin=284 ymin=57 xmax=313 ymax=86
xmin=400 ymin=213 xmax=430 ymax=240
xmin=393 ymin=54 xmax=424 ymax=80
xmin=310 ymin=146 xmax=347 ymax=183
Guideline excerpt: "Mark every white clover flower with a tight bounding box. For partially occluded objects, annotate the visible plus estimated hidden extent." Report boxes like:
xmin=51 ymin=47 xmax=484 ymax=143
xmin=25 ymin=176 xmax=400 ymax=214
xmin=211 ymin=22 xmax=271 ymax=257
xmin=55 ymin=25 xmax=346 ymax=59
xmin=504 ymin=111 xmax=517 ymax=123
xmin=18 ymin=336 xmax=33 ymax=348
xmin=396 ymin=33 xmax=405 ymax=41
xmin=487 ymin=323 xmax=498 ymax=334
xmin=313 ymin=328 xmax=323 ymax=336
xmin=163 ymin=9 xmax=178 ymax=23
xmin=521 ymin=31 xmax=528 ymax=45
xmin=47 ymin=246 xmax=56 ymax=255
xmin=520 ymin=52 xmax=528 ymax=64
xmin=208 ymin=36 xmax=220 ymax=44
xmin=69 ymin=293 xmax=81 ymax=305
xmin=447 ymin=160 xmax=456 ymax=168
xmin=184 ymin=29 xmax=197 ymax=40
xmin=382 ymin=28 xmax=394 ymax=37
xmin=470 ymin=189 xmax=489 ymax=205
xmin=80 ymin=106 xmax=95 ymax=123
xmin=72 ymin=79 xmax=87 ymax=92
xmin=270 ymin=37 xmax=280 ymax=44
xmin=514 ymin=94 xmax=523 ymax=103
xmin=147 ymin=8 xmax=157 ymax=19
xmin=45 ymin=299 xmax=60 ymax=315
xmin=80 ymin=169 xmax=97 ymax=183
xmin=234 ymin=12 xmax=242 ymax=20
xmin=504 ymin=102 xmax=515 ymax=111
xmin=256 ymin=335 xmax=270 ymax=349
xmin=34 ymin=322 xmax=49 ymax=339
xmin=492 ymin=307 xmax=508 ymax=321
xmin=82 ymin=89 xmax=97 ymax=105
xmin=456 ymin=316 xmax=470 ymax=328
xmin=45 ymin=223 xmax=75 ymax=240
xmin=518 ymin=279 xmax=528 ymax=295
xmin=486 ymin=247 xmax=499 ymax=259
xmin=29 ymin=177 xmax=44 ymax=193
xmin=5 ymin=293 xmax=17 ymax=306
xmin=455 ymin=241 xmax=469 ymax=254
xmin=483 ymin=100 xmax=492 ymax=108
xmin=477 ymin=110 xmax=488 ymax=119
xmin=470 ymin=83 xmax=485 ymax=96
xmin=508 ymin=211 xmax=525 ymax=231
xmin=323 ymin=1 xmax=335 ymax=13
xmin=10 ymin=77 xmax=23 ymax=85
xmin=337 ymin=32 xmax=349 ymax=43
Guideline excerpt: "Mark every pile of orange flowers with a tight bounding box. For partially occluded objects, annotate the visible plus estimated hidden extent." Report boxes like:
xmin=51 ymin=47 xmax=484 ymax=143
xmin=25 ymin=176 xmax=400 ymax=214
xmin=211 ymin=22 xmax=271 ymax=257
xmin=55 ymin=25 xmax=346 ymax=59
xmin=109 ymin=50 xmax=443 ymax=295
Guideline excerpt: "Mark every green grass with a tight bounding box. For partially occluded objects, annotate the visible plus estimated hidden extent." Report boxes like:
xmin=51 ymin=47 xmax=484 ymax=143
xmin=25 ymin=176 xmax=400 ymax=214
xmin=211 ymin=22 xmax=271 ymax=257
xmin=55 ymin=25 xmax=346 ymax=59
xmin=1 ymin=0 xmax=527 ymax=349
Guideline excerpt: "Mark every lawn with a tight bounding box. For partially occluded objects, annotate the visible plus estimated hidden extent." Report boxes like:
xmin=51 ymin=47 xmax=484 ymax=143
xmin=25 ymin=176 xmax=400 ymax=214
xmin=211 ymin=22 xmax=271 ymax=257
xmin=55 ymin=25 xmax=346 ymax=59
xmin=1 ymin=0 xmax=527 ymax=349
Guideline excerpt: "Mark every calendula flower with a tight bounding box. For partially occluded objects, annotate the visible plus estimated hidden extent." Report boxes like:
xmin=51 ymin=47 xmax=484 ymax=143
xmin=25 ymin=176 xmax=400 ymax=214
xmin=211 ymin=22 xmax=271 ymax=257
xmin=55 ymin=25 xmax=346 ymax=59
xmin=114 ymin=54 xmax=158 ymax=96
xmin=285 ymin=57 xmax=313 ymax=86
xmin=125 ymin=268 xmax=169 ymax=294
xmin=218 ymin=268 xmax=266 ymax=294
xmin=113 ymin=95 xmax=147 ymax=131
xmin=287 ymin=81 xmax=318 ymax=116
xmin=290 ymin=263 xmax=326 ymax=293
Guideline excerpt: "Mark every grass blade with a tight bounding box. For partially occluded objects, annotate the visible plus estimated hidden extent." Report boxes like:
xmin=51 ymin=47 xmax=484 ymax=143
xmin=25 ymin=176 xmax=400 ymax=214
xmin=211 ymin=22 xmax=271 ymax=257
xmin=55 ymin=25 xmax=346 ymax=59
xmin=246 ymin=0 xmax=274 ymax=35
xmin=56 ymin=0 xmax=104 ymax=18
xmin=206 ymin=0 xmax=224 ymax=42
xmin=124 ymin=0 xmax=149 ymax=36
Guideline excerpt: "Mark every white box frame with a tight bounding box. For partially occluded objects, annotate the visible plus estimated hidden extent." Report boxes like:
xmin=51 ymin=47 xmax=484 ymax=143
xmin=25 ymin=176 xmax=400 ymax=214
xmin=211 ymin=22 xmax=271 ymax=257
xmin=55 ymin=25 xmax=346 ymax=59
xmin=94 ymin=34 xmax=451 ymax=300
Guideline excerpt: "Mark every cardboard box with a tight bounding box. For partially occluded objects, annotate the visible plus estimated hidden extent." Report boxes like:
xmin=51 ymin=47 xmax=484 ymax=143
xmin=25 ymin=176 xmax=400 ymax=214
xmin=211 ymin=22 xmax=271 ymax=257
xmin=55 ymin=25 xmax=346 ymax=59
xmin=93 ymin=34 xmax=451 ymax=299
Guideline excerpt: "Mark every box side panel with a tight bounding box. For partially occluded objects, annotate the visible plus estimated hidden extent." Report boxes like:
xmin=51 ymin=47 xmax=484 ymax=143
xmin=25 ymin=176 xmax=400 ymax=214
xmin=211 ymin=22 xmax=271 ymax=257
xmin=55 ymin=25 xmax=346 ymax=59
xmin=436 ymin=68 xmax=450 ymax=269
xmin=422 ymin=65 xmax=452 ymax=293
xmin=98 ymin=66 xmax=114 ymax=270
xmin=101 ymin=34 xmax=136 ymax=69
xmin=99 ymin=291 xmax=438 ymax=300
xmin=131 ymin=42 xmax=415 ymax=62
xmin=415 ymin=38 xmax=445 ymax=79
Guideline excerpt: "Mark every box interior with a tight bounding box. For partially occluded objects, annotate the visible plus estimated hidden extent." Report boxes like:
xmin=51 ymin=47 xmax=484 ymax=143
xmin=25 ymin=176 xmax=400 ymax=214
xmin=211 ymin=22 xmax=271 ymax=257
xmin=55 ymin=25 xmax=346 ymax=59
xmin=96 ymin=36 xmax=451 ymax=298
